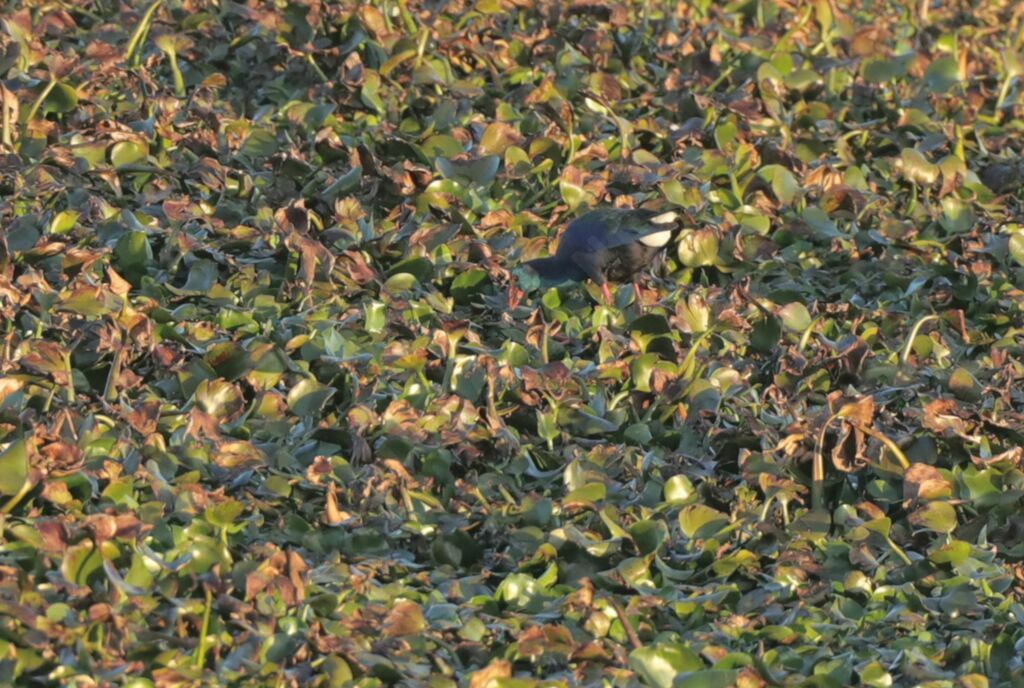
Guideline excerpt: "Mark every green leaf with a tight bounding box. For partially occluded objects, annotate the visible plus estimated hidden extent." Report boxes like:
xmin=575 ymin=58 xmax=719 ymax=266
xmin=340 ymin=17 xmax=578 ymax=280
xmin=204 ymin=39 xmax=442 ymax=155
xmin=61 ymin=542 xmax=105 ymax=586
xmin=49 ymin=210 xmax=79 ymax=235
xmin=287 ymin=378 xmax=335 ymax=416
xmin=563 ymin=482 xmax=606 ymax=506
xmin=1009 ymin=232 xmax=1024 ymax=265
xmin=713 ymin=121 xmax=737 ymax=151
xmin=790 ymin=509 xmax=831 ymax=540
xmin=246 ymin=346 xmax=288 ymax=390
xmin=58 ymin=288 xmax=120 ymax=317
xmin=859 ymin=661 xmax=893 ymax=687
xmin=205 ymin=499 xmax=244 ymax=528
xmin=624 ymin=422 xmax=652 ymax=444
xmin=43 ymin=81 xmax=79 ymax=113
xmin=778 ymin=302 xmax=811 ymax=332
xmin=0 ymin=439 xmax=29 ymax=497
xmin=360 ymin=71 xmax=385 ymax=114
xmin=948 ymin=367 xmax=981 ymax=401
xmin=559 ymin=173 xmax=595 ymax=212
xmin=802 ymin=206 xmax=840 ymax=238
xmin=678 ymin=504 xmax=729 ymax=539
xmin=630 ymin=519 xmax=667 ymax=554
xmin=451 ymin=269 xmax=490 ymax=304
xmin=194 ymin=379 xmax=244 ymax=419
xmin=114 ymin=230 xmax=152 ymax=284
xmin=676 ymin=229 xmax=719 ymax=267
xmin=676 ymin=669 xmax=740 ymax=688
xmin=379 ymin=48 xmax=417 ymax=78
xmin=898 ymin=148 xmax=939 ymax=185
xmin=321 ymin=167 xmax=362 ymax=202
xmin=435 ymin=155 xmax=500 ymax=187
xmin=180 ymin=259 xmax=219 ymax=294
xmin=480 ymin=122 xmax=520 ymax=155
xmin=923 ymin=56 xmax=960 ymax=93
xmin=389 ymin=257 xmax=434 ymax=282
xmin=110 ymin=140 xmax=148 ymax=168
xmin=421 ymin=135 xmax=464 ymax=158
xmin=759 ymin=164 xmax=800 ymax=204
xmin=678 ymin=294 xmax=711 ymax=334
xmin=862 ymin=53 xmax=912 ymax=82
xmin=661 ymin=179 xmax=702 ymax=207
xmin=909 ymin=501 xmax=957 ymax=533
xmin=241 ymin=129 xmax=278 ymax=157
xmin=628 ymin=643 xmax=703 ymax=688
xmin=939 ymin=196 xmax=976 ymax=234
xmin=664 ymin=475 xmax=695 ymax=504
xmin=630 ymin=353 xmax=660 ymax=392
xmin=929 ymin=539 xmax=970 ymax=565
xmin=364 ymin=301 xmax=386 ymax=333
xmin=749 ymin=315 xmax=781 ymax=353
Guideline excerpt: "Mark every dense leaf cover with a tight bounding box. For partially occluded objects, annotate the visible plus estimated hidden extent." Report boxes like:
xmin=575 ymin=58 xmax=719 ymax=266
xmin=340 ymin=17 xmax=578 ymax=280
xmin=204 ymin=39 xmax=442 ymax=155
xmin=1 ymin=0 xmax=1024 ymax=685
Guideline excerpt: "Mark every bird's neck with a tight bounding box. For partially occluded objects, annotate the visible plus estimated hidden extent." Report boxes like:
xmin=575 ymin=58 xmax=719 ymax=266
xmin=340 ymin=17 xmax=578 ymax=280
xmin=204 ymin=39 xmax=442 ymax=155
xmin=526 ymin=256 xmax=583 ymax=283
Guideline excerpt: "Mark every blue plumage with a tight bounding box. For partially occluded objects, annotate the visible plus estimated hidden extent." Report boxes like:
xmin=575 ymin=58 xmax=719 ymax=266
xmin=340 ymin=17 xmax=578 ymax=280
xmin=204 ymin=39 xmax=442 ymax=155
xmin=522 ymin=208 xmax=679 ymax=301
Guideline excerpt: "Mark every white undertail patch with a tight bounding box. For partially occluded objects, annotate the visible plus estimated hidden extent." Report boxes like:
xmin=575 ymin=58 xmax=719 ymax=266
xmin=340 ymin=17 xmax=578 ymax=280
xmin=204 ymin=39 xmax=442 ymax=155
xmin=639 ymin=228 xmax=673 ymax=247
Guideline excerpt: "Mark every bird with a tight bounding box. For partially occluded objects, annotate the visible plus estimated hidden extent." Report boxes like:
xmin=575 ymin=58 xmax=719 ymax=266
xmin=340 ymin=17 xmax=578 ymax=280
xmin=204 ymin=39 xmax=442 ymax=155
xmin=515 ymin=207 xmax=680 ymax=305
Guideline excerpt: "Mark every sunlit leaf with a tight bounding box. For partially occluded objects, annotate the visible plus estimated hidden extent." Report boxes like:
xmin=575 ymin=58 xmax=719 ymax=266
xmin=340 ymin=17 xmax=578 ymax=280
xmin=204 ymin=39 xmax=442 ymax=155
xmin=679 ymin=504 xmax=729 ymax=539
xmin=629 ymin=644 xmax=702 ymax=688
xmin=908 ymin=501 xmax=957 ymax=533
xmin=0 ymin=439 xmax=29 ymax=497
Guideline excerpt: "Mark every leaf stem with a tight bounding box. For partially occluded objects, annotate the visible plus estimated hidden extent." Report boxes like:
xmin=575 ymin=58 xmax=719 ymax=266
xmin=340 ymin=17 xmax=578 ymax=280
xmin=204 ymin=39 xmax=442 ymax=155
xmin=853 ymin=423 xmax=911 ymax=470
xmin=194 ymin=585 xmax=213 ymax=668
xmin=0 ymin=477 xmax=35 ymax=515
xmin=62 ymin=351 xmax=76 ymax=404
xmin=124 ymin=0 xmax=165 ymax=68
xmin=104 ymin=341 xmax=125 ymax=403
xmin=813 ymin=411 xmax=840 ymax=512
xmin=168 ymin=50 xmax=185 ymax=97
xmin=901 ymin=314 xmax=939 ymax=365
xmin=23 ymin=76 xmax=57 ymax=131
xmin=0 ymin=85 xmax=12 ymax=148
xmin=607 ymin=597 xmax=642 ymax=650
xmin=885 ymin=534 xmax=914 ymax=566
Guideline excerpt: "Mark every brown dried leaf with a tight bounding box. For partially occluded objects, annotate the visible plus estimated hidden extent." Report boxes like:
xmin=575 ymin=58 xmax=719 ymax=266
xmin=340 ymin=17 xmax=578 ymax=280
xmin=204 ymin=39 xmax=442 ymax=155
xmin=324 ymin=483 xmax=345 ymax=525
xmin=286 ymin=550 xmax=308 ymax=602
xmin=921 ymin=398 xmax=976 ymax=439
xmin=106 ymin=266 xmax=132 ymax=296
xmin=468 ymin=659 xmax=512 ymax=688
xmin=37 ymin=519 xmax=69 ymax=553
xmin=40 ymin=441 xmax=83 ymax=473
xmin=830 ymin=422 xmax=871 ymax=473
xmin=127 ymin=400 xmax=161 ymax=435
xmin=86 ymin=514 xmax=118 ymax=543
xmin=40 ymin=480 xmax=74 ymax=507
xmin=381 ymin=600 xmax=425 ymax=637
xmin=836 ymin=395 xmax=875 ymax=426
xmin=903 ymin=463 xmax=953 ymax=506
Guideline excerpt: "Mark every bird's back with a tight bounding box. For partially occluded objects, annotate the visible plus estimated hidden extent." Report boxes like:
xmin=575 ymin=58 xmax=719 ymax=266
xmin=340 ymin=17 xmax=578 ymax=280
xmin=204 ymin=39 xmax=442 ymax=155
xmin=558 ymin=208 xmax=676 ymax=256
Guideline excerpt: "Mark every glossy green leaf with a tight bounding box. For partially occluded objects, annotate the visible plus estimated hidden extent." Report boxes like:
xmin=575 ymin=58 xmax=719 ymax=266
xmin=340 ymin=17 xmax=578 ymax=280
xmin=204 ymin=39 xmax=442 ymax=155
xmin=43 ymin=81 xmax=79 ymax=113
xmin=778 ymin=302 xmax=811 ymax=332
xmin=435 ymin=155 xmax=500 ymax=187
xmin=0 ymin=439 xmax=29 ymax=497
xmin=287 ymin=378 xmax=335 ymax=417
xmin=664 ymin=475 xmax=695 ymax=504
xmin=111 ymin=140 xmax=148 ymax=168
xmin=909 ymin=501 xmax=957 ymax=533
xmin=679 ymin=504 xmax=729 ymax=539
xmin=629 ymin=643 xmax=702 ymax=688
